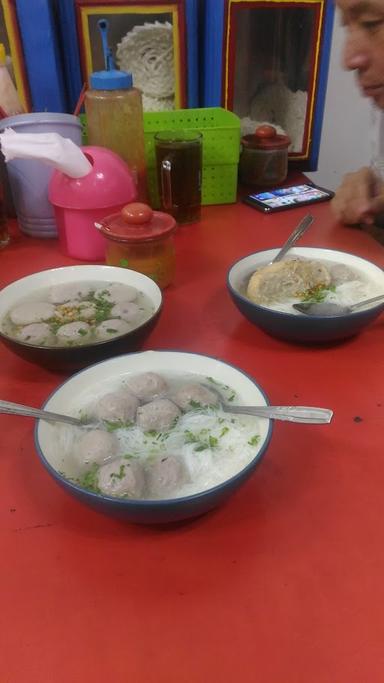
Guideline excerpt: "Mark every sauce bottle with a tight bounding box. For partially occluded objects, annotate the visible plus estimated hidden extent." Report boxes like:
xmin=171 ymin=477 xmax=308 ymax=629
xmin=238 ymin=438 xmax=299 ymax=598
xmin=84 ymin=19 xmax=148 ymax=201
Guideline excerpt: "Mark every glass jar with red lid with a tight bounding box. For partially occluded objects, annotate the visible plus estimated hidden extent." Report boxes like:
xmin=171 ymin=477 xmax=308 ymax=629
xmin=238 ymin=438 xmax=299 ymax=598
xmin=95 ymin=202 xmax=176 ymax=289
xmin=239 ymin=125 xmax=291 ymax=187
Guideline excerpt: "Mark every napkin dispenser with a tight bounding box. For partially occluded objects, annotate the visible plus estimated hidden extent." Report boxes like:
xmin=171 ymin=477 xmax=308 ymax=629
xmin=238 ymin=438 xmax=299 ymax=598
xmin=49 ymin=145 xmax=137 ymax=260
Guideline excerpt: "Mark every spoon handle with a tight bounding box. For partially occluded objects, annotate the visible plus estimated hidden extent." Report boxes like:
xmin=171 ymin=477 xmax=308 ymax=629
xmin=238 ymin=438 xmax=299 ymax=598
xmin=350 ymin=293 xmax=384 ymax=311
xmin=272 ymin=214 xmax=314 ymax=264
xmin=0 ymin=400 xmax=82 ymax=426
xmin=223 ymin=405 xmax=333 ymax=424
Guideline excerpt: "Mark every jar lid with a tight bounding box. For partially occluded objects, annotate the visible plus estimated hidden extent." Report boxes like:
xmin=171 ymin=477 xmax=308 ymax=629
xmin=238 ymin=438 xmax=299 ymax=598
xmin=90 ymin=69 xmax=133 ymax=91
xmin=96 ymin=202 xmax=177 ymax=243
xmin=242 ymin=125 xmax=290 ymax=150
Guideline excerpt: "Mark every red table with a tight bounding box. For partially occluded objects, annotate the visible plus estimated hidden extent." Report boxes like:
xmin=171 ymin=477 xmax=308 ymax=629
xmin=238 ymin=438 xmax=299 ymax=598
xmin=1 ymin=201 xmax=384 ymax=683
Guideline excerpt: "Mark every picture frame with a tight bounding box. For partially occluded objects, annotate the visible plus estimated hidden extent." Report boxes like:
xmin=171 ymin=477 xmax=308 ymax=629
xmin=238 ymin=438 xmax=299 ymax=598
xmin=58 ymin=0 xmax=199 ymax=113
xmin=0 ymin=0 xmax=31 ymax=111
xmin=202 ymin=0 xmax=335 ymax=171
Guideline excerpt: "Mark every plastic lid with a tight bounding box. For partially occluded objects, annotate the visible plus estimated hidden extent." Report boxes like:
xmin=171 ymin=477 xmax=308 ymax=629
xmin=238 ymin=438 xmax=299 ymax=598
xmin=49 ymin=145 xmax=137 ymax=209
xmin=90 ymin=69 xmax=133 ymax=90
xmin=97 ymin=202 xmax=176 ymax=243
xmin=242 ymin=125 xmax=290 ymax=150
xmin=0 ymin=44 xmax=6 ymax=65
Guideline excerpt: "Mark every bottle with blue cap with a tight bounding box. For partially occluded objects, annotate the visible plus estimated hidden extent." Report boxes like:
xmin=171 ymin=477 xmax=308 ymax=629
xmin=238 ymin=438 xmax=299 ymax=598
xmin=84 ymin=19 xmax=147 ymax=201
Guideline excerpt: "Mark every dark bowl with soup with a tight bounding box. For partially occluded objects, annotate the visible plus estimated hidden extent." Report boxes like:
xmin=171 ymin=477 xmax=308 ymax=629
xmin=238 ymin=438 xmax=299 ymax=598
xmin=34 ymin=351 xmax=273 ymax=524
xmin=227 ymin=247 xmax=384 ymax=343
xmin=0 ymin=265 xmax=162 ymax=371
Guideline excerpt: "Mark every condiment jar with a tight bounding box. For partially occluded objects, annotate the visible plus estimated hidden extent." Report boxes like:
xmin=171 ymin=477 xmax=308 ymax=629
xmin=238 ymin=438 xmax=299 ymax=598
xmin=239 ymin=125 xmax=290 ymax=187
xmin=96 ymin=202 xmax=176 ymax=289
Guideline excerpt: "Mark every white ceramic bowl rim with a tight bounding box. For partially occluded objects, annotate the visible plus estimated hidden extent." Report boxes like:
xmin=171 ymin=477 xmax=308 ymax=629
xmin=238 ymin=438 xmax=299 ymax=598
xmin=34 ymin=350 xmax=273 ymax=507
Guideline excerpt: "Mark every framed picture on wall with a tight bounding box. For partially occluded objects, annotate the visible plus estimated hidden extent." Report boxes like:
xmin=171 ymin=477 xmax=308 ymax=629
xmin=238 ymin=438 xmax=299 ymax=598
xmin=57 ymin=0 xmax=198 ymax=113
xmin=0 ymin=0 xmax=31 ymax=111
xmin=202 ymin=0 xmax=335 ymax=171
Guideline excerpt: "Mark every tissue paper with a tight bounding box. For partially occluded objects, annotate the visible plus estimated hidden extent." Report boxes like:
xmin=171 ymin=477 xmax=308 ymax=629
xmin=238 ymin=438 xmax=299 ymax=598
xmin=0 ymin=129 xmax=92 ymax=178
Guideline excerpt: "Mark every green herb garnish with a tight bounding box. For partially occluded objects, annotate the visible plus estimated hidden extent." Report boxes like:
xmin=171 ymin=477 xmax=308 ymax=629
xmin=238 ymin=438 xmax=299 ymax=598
xmin=110 ymin=464 xmax=126 ymax=480
xmin=300 ymin=284 xmax=336 ymax=304
xmin=77 ymin=464 xmax=100 ymax=493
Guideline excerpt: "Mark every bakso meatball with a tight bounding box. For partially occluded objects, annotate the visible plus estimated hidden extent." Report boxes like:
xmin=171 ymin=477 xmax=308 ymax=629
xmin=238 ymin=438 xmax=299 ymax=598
xmin=172 ymin=383 xmax=219 ymax=411
xmin=136 ymin=399 xmax=181 ymax=432
xmin=93 ymin=389 xmax=139 ymax=424
xmin=146 ymin=455 xmax=187 ymax=498
xmin=77 ymin=301 xmax=97 ymax=321
xmin=330 ymin=263 xmax=356 ymax=286
xmin=247 ymin=259 xmax=332 ymax=305
xmin=126 ymin=372 xmax=168 ymax=401
xmin=97 ymin=457 xmax=145 ymax=498
xmin=95 ymin=319 xmax=131 ymax=341
xmin=56 ymin=321 xmax=91 ymax=344
xmin=110 ymin=301 xmax=139 ymax=322
xmin=17 ymin=322 xmax=55 ymax=346
xmin=10 ymin=302 xmax=55 ymax=326
xmin=49 ymin=282 xmax=92 ymax=304
xmin=94 ymin=283 xmax=137 ymax=304
xmin=74 ymin=429 xmax=119 ymax=466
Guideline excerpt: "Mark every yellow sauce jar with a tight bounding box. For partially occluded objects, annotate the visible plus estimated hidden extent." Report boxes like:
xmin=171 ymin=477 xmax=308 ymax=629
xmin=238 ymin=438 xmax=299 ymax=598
xmin=96 ymin=202 xmax=176 ymax=289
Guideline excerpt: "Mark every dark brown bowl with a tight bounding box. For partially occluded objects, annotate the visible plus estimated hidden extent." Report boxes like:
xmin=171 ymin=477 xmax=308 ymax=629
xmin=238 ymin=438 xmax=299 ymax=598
xmin=0 ymin=265 xmax=163 ymax=371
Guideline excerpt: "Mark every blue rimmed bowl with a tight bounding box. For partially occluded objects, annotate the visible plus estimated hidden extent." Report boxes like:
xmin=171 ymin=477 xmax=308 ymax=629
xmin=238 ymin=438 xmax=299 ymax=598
xmin=227 ymin=247 xmax=384 ymax=343
xmin=34 ymin=350 xmax=273 ymax=524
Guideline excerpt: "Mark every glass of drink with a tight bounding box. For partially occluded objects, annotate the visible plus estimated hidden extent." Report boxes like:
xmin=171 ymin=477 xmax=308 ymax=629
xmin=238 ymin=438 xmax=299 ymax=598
xmin=155 ymin=130 xmax=202 ymax=224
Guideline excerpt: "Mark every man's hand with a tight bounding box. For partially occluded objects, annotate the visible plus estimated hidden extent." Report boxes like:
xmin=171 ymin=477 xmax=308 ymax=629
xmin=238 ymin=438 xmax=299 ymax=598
xmin=331 ymin=166 xmax=384 ymax=225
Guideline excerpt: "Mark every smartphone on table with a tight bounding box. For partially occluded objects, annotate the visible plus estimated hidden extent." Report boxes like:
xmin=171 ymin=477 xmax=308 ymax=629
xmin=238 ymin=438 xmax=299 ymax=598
xmin=242 ymin=183 xmax=334 ymax=213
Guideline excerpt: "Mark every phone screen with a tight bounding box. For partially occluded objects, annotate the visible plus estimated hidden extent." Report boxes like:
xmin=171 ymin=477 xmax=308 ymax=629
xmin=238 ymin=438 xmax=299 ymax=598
xmin=248 ymin=184 xmax=332 ymax=210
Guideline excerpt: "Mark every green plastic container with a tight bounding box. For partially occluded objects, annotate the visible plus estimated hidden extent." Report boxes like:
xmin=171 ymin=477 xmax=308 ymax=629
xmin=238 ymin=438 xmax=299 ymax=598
xmin=143 ymin=107 xmax=241 ymax=206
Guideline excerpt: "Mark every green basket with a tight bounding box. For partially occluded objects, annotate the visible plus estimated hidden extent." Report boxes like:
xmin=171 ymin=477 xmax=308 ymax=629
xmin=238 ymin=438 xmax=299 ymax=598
xmin=144 ymin=107 xmax=241 ymax=206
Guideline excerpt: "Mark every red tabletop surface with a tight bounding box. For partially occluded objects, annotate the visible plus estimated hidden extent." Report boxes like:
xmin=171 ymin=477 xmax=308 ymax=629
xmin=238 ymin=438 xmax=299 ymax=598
xmin=0 ymin=200 xmax=384 ymax=683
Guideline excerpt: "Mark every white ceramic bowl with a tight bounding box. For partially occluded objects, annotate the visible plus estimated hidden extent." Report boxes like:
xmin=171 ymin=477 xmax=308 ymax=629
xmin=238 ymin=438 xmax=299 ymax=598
xmin=35 ymin=350 xmax=273 ymax=523
xmin=0 ymin=265 xmax=162 ymax=370
xmin=228 ymin=247 xmax=384 ymax=343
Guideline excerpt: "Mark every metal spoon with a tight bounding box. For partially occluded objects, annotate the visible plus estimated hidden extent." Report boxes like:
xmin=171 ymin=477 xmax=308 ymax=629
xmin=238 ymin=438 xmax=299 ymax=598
xmin=0 ymin=400 xmax=84 ymax=426
xmin=219 ymin=403 xmax=333 ymax=424
xmin=201 ymin=382 xmax=332 ymax=424
xmin=271 ymin=213 xmax=314 ymax=264
xmin=293 ymin=293 xmax=384 ymax=317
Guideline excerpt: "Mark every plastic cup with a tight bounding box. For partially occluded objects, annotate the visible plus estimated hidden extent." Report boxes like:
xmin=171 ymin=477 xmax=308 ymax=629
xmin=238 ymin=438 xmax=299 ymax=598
xmin=0 ymin=113 xmax=82 ymax=238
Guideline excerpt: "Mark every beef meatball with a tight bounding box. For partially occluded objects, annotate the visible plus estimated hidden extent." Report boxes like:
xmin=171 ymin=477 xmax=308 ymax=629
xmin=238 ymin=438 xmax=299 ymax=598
xmin=74 ymin=429 xmax=119 ymax=466
xmin=56 ymin=321 xmax=91 ymax=344
xmin=95 ymin=319 xmax=131 ymax=341
xmin=10 ymin=302 xmax=55 ymax=326
xmin=136 ymin=399 xmax=181 ymax=432
xmin=172 ymin=383 xmax=219 ymax=411
xmin=126 ymin=372 xmax=168 ymax=401
xmin=330 ymin=263 xmax=356 ymax=286
xmin=97 ymin=457 xmax=145 ymax=498
xmin=17 ymin=322 xmax=55 ymax=346
xmin=146 ymin=455 xmax=187 ymax=498
xmin=94 ymin=283 xmax=137 ymax=305
xmin=110 ymin=301 xmax=139 ymax=322
xmin=93 ymin=389 xmax=139 ymax=424
xmin=49 ymin=283 xmax=92 ymax=304
xmin=247 ymin=258 xmax=331 ymax=305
